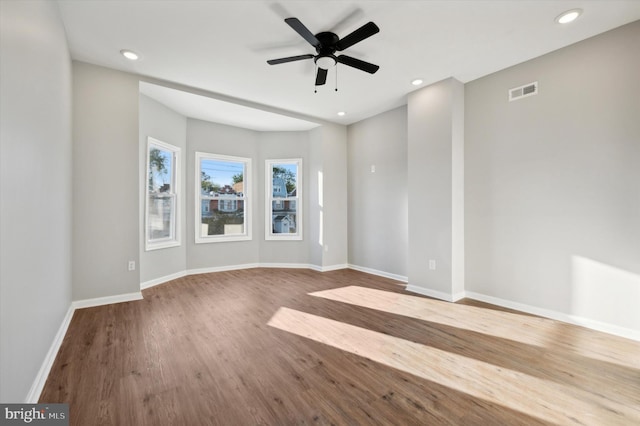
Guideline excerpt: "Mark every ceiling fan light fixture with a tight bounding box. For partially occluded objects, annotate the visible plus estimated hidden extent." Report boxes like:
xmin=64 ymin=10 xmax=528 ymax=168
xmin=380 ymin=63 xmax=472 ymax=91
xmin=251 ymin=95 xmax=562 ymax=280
xmin=316 ymin=56 xmax=337 ymax=70
xmin=556 ymin=9 xmax=582 ymax=24
xmin=120 ymin=49 xmax=139 ymax=60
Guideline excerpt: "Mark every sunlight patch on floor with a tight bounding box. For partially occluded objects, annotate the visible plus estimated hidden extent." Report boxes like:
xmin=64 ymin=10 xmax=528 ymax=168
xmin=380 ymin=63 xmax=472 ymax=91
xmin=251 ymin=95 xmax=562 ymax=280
xmin=267 ymin=307 xmax=639 ymax=425
xmin=309 ymin=286 xmax=640 ymax=369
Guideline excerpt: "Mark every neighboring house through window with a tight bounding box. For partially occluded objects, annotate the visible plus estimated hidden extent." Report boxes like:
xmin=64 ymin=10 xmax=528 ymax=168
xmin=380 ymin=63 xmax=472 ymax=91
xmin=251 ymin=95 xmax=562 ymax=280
xmin=196 ymin=152 xmax=251 ymax=243
xmin=266 ymin=159 xmax=301 ymax=240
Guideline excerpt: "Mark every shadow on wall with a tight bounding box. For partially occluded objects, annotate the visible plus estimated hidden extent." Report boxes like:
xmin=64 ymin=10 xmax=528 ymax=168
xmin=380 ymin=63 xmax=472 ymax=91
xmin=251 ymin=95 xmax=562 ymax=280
xmin=571 ymin=256 xmax=640 ymax=331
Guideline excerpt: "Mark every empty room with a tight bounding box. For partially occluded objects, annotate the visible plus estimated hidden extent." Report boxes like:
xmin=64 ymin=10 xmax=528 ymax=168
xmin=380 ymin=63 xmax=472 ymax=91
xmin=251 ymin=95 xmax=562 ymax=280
xmin=1 ymin=1 xmax=639 ymax=425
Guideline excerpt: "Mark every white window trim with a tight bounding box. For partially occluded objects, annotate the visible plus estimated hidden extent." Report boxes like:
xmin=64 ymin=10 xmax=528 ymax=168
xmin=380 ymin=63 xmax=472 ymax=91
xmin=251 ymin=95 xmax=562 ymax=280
xmin=145 ymin=137 xmax=181 ymax=251
xmin=195 ymin=152 xmax=251 ymax=244
xmin=265 ymin=158 xmax=302 ymax=241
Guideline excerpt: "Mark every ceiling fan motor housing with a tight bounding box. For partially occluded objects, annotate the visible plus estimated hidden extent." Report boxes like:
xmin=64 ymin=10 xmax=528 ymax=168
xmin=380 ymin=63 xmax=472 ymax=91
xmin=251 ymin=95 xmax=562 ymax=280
xmin=314 ymin=32 xmax=339 ymax=69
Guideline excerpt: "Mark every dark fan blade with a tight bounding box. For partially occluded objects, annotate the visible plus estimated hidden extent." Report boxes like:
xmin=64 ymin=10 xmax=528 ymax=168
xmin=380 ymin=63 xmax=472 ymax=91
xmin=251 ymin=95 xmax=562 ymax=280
xmin=267 ymin=54 xmax=314 ymax=65
xmin=336 ymin=55 xmax=379 ymax=74
xmin=285 ymin=17 xmax=321 ymax=48
xmin=315 ymin=68 xmax=328 ymax=86
xmin=336 ymin=21 xmax=379 ymax=51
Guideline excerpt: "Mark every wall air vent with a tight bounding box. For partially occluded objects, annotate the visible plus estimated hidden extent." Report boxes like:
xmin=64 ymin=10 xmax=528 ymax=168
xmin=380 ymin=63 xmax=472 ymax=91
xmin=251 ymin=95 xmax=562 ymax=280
xmin=509 ymin=81 xmax=538 ymax=102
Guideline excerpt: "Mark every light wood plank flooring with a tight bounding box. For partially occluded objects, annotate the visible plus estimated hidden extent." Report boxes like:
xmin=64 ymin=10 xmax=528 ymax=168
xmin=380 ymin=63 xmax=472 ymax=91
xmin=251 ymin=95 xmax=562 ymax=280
xmin=40 ymin=268 xmax=640 ymax=425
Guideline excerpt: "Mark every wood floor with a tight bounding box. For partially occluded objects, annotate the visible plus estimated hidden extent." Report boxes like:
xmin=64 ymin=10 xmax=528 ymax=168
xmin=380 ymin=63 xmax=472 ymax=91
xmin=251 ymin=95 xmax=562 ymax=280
xmin=40 ymin=268 xmax=640 ymax=425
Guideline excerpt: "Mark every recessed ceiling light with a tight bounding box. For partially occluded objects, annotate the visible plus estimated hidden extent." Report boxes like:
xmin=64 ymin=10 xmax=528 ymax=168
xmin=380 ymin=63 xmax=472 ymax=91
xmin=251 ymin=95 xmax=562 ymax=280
xmin=411 ymin=79 xmax=423 ymax=86
xmin=337 ymin=111 xmax=346 ymax=116
xmin=556 ymin=9 xmax=582 ymax=24
xmin=120 ymin=49 xmax=139 ymax=61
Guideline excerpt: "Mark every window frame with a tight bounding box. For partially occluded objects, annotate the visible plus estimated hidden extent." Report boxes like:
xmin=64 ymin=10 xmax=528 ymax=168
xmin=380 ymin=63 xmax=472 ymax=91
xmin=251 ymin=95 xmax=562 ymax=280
xmin=195 ymin=152 xmax=251 ymax=244
xmin=145 ymin=137 xmax=181 ymax=251
xmin=265 ymin=158 xmax=302 ymax=241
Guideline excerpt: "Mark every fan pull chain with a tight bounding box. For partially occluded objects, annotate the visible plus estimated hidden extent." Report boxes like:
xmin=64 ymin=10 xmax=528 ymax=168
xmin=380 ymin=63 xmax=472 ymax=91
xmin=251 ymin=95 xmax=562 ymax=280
xmin=335 ymin=65 xmax=338 ymax=92
xmin=314 ymin=63 xmax=318 ymax=93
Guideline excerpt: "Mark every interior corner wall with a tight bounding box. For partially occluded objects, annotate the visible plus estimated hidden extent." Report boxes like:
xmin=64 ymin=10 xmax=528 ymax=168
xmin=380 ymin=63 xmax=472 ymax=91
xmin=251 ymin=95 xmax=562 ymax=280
xmin=139 ymin=95 xmax=188 ymax=283
xmin=0 ymin=0 xmax=73 ymax=402
xmin=307 ymin=125 xmax=349 ymax=269
xmin=451 ymin=81 xmax=465 ymax=297
xmin=319 ymin=123 xmax=348 ymax=268
xmin=72 ymin=62 xmax=140 ymax=300
xmin=465 ymin=21 xmax=640 ymax=333
xmin=347 ymin=106 xmax=408 ymax=277
xmin=307 ymin=127 xmax=325 ymax=267
xmin=407 ymin=78 xmax=464 ymax=299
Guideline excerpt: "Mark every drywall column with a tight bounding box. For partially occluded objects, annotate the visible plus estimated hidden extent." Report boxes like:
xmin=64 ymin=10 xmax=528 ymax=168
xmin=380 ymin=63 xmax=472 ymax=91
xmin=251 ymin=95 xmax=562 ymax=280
xmin=73 ymin=62 xmax=141 ymax=300
xmin=407 ymin=78 xmax=464 ymax=301
xmin=308 ymin=124 xmax=348 ymax=270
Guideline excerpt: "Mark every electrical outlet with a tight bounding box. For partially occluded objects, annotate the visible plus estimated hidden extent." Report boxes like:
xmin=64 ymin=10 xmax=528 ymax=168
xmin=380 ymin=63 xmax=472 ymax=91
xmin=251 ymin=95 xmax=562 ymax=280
xmin=429 ymin=260 xmax=436 ymax=270
xmin=128 ymin=260 xmax=136 ymax=271
xmin=370 ymin=164 xmax=376 ymax=173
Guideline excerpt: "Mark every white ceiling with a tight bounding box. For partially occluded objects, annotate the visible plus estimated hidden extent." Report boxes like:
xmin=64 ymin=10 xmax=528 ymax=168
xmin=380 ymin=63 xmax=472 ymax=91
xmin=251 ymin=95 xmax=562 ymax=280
xmin=57 ymin=1 xmax=640 ymax=130
xmin=139 ymin=82 xmax=320 ymax=131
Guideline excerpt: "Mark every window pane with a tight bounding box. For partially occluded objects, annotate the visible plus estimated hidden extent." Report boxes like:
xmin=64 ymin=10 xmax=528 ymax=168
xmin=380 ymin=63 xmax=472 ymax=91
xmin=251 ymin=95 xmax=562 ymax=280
xmin=271 ymin=164 xmax=297 ymax=197
xmin=148 ymin=194 xmax=175 ymax=240
xmin=271 ymin=210 xmax=297 ymax=234
xmin=271 ymin=201 xmax=297 ymax=234
xmin=197 ymin=153 xmax=250 ymax=242
xmin=200 ymin=198 xmax=245 ymax=236
xmin=200 ymin=159 xmax=244 ymax=197
xmin=149 ymin=148 xmax=173 ymax=193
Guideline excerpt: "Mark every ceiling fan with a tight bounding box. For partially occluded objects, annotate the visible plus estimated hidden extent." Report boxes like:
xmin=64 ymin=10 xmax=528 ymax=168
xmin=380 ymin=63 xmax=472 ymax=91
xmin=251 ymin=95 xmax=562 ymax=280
xmin=267 ymin=17 xmax=380 ymax=87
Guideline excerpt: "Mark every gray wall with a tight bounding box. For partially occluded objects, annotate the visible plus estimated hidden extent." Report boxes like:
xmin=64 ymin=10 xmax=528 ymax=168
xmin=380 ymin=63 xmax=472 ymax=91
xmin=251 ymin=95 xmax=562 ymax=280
xmin=347 ymin=107 xmax=408 ymax=277
xmin=465 ymin=21 xmax=640 ymax=330
xmin=139 ymin=95 xmax=187 ymax=283
xmin=258 ymin=131 xmax=311 ymax=265
xmin=72 ymin=62 xmax=140 ymax=300
xmin=186 ymin=118 xmax=261 ymax=269
xmin=0 ymin=0 xmax=73 ymax=402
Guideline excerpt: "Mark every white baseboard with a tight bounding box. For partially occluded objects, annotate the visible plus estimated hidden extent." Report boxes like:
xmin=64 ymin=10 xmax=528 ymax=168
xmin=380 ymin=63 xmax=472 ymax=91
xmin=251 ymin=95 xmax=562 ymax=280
xmin=140 ymin=263 xmax=350 ymax=291
xmin=405 ymin=284 xmax=465 ymax=302
xmin=318 ymin=263 xmax=349 ymax=272
xmin=348 ymin=264 xmax=408 ymax=283
xmin=72 ymin=292 xmax=143 ymax=309
xmin=25 ymin=306 xmax=75 ymax=403
xmin=259 ymin=262 xmax=313 ymax=270
xmin=141 ymin=270 xmax=187 ymax=290
xmin=465 ymin=291 xmax=640 ymax=342
xmin=187 ymin=263 xmax=260 ymax=276
xmin=260 ymin=263 xmax=346 ymax=272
